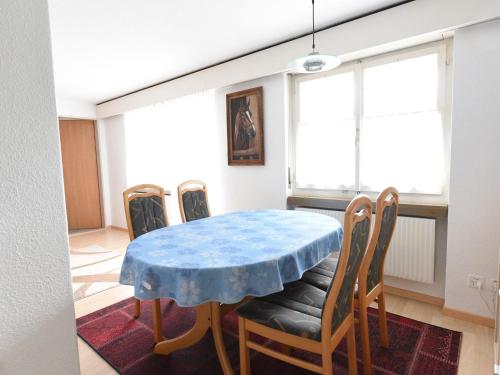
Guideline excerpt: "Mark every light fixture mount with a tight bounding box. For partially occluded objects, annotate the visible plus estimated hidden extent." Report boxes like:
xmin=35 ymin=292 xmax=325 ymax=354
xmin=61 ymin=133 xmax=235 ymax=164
xmin=289 ymin=0 xmax=341 ymax=74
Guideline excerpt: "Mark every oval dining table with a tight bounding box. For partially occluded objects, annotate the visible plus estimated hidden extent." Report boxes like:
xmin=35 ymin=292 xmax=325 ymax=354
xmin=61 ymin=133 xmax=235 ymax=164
xmin=119 ymin=209 xmax=343 ymax=375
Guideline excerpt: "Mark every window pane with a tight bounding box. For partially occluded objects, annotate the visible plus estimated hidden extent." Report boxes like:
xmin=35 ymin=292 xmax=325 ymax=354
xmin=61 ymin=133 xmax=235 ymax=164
xmin=299 ymin=72 xmax=355 ymax=123
xmin=296 ymin=121 xmax=356 ymax=189
xmin=359 ymin=111 xmax=444 ymax=194
xmin=295 ymin=71 xmax=356 ymax=190
xmin=363 ymin=53 xmax=439 ymax=117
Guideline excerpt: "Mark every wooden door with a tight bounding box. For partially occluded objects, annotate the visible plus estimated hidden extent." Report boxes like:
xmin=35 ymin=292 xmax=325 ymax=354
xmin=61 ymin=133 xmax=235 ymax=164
xmin=59 ymin=120 xmax=102 ymax=230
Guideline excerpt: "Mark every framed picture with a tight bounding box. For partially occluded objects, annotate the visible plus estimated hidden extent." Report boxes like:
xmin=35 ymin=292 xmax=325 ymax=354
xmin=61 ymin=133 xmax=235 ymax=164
xmin=226 ymin=86 xmax=264 ymax=165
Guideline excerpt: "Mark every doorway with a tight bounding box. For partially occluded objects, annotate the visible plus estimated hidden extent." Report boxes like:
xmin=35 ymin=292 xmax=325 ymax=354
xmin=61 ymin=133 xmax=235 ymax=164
xmin=59 ymin=119 xmax=103 ymax=232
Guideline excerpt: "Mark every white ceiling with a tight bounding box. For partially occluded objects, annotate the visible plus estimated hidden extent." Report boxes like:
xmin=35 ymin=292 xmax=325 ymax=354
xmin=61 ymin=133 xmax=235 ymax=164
xmin=48 ymin=0 xmax=403 ymax=104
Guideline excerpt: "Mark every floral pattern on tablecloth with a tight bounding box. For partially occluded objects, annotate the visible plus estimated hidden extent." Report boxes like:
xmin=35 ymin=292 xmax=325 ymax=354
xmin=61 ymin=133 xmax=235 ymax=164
xmin=119 ymin=209 xmax=343 ymax=307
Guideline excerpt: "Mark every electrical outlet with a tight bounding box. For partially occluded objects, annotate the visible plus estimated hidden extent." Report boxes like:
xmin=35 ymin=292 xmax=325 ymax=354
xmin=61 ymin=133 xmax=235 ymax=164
xmin=467 ymin=274 xmax=484 ymax=289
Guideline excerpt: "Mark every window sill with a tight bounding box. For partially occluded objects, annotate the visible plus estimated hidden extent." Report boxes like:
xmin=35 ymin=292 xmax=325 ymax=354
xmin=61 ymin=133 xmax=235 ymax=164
xmin=287 ymin=195 xmax=448 ymax=219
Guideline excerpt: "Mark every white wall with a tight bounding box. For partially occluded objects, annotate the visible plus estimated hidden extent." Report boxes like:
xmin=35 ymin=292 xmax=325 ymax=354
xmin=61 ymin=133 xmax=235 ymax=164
xmin=96 ymin=0 xmax=500 ymax=118
xmin=57 ymin=97 xmax=97 ymax=119
xmin=99 ymin=74 xmax=288 ymax=227
xmin=0 ymin=1 xmax=80 ymax=374
xmin=445 ymin=19 xmax=500 ymax=318
xmin=99 ymin=115 xmax=127 ymax=227
xmin=215 ymin=74 xmax=289 ymax=214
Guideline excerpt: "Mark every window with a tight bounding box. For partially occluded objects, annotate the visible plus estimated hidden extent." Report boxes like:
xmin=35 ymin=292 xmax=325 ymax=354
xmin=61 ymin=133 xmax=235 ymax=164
xmin=296 ymin=72 xmax=356 ymax=190
xmin=291 ymin=42 xmax=450 ymax=202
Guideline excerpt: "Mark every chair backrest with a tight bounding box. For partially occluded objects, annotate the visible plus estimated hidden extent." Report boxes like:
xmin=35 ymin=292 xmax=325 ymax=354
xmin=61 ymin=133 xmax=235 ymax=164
xmin=177 ymin=180 xmax=211 ymax=223
xmin=321 ymin=195 xmax=372 ymax=337
xmin=123 ymin=184 xmax=168 ymax=241
xmin=358 ymin=187 xmax=399 ymax=297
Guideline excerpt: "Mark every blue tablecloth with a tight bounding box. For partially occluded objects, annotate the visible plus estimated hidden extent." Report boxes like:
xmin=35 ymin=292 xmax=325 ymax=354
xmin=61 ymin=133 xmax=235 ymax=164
xmin=119 ymin=209 xmax=342 ymax=306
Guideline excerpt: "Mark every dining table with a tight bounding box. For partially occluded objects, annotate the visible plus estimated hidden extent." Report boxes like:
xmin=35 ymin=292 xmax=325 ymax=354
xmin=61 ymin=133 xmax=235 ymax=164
xmin=119 ymin=209 xmax=343 ymax=375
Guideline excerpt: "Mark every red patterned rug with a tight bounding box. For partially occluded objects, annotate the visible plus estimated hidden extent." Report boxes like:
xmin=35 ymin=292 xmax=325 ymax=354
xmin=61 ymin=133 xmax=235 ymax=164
xmin=77 ymin=297 xmax=461 ymax=374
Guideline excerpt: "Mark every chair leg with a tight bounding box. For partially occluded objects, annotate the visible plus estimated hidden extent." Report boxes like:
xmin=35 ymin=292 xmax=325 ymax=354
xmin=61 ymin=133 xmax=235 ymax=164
xmin=347 ymin=325 xmax=358 ymax=375
xmin=377 ymin=292 xmax=389 ymax=348
xmin=281 ymin=344 xmax=292 ymax=356
xmin=238 ymin=317 xmax=251 ymax=375
xmin=134 ymin=298 xmax=141 ymax=318
xmin=358 ymin=302 xmax=372 ymax=375
xmin=321 ymin=345 xmax=333 ymax=375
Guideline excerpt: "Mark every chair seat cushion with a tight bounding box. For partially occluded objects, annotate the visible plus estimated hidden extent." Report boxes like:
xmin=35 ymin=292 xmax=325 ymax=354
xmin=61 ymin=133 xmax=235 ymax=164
xmin=301 ymin=271 xmax=332 ymax=291
xmin=260 ymin=294 xmax=322 ymax=319
xmin=315 ymin=257 xmax=338 ymax=273
xmin=308 ymin=266 xmax=334 ymax=278
xmin=301 ymin=257 xmax=338 ymax=290
xmin=270 ymin=281 xmax=326 ymax=312
xmin=236 ymin=281 xmax=326 ymax=341
xmin=301 ymin=274 xmax=359 ymax=299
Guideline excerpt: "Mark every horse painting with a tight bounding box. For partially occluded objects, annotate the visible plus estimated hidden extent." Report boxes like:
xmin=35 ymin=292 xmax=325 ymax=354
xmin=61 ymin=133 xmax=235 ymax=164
xmin=232 ymin=98 xmax=256 ymax=151
xmin=226 ymin=86 xmax=264 ymax=165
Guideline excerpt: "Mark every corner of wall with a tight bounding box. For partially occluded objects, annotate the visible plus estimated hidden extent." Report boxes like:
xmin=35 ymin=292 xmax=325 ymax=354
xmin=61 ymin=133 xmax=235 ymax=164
xmin=57 ymin=97 xmax=97 ymax=119
xmin=444 ymin=19 xmax=500 ymax=318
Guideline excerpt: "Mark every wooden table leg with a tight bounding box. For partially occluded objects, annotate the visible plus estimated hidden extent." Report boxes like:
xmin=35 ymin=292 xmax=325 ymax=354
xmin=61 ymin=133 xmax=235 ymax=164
xmin=219 ymin=297 xmax=253 ymax=316
xmin=210 ymin=302 xmax=234 ymax=375
xmin=152 ymin=299 xmax=163 ymax=343
xmin=153 ymin=301 xmax=234 ymax=375
xmin=134 ymin=298 xmax=141 ymax=319
xmin=153 ymin=303 xmax=211 ymax=355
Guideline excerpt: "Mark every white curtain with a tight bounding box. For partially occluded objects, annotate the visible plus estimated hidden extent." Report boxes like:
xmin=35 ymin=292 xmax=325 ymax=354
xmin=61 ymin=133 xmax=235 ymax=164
xmin=123 ymin=89 xmax=224 ymax=224
xmin=294 ymin=51 xmax=446 ymax=196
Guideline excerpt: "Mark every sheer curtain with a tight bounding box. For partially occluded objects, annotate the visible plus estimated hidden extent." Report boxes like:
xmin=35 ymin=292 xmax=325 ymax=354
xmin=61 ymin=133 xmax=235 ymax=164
xmin=123 ymin=90 xmax=224 ymax=223
xmin=360 ymin=54 xmax=445 ymax=194
xmin=295 ymin=71 xmax=356 ymax=190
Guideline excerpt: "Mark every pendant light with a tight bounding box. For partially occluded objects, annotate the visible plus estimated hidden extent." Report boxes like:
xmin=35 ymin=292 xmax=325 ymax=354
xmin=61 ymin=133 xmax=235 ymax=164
xmin=289 ymin=0 xmax=341 ymax=74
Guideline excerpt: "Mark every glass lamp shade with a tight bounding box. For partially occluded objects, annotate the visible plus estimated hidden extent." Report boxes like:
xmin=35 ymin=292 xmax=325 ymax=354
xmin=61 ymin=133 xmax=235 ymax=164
xmin=289 ymin=51 xmax=341 ymax=74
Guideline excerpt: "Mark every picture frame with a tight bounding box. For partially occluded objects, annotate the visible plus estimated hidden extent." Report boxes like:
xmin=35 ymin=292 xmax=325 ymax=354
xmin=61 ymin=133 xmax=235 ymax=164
xmin=226 ymin=86 xmax=264 ymax=165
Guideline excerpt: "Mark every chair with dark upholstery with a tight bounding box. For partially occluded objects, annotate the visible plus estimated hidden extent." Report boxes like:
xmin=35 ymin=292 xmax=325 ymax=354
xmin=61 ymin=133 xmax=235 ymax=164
xmin=301 ymin=187 xmax=399 ymax=375
xmin=355 ymin=187 xmax=399 ymax=375
xmin=123 ymin=184 xmax=169 ymax=342
xmin=177 ymin=180 xmax=211 ymax=223
xmin=124 ymin=184 xmax=169 ymax=241
xmin=236 ymin=195 xmax=372 ymax=375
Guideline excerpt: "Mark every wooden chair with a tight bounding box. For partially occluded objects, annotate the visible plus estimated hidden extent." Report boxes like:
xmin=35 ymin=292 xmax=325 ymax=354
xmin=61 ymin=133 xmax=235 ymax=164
xmin=355 ymin=187 xmax=399 ymax=375
xmin=123 ymin=184 xmax=169 ymax=340
xmin=177 ymin=180 xmax=211 ymax=223
xmin=301 ymin=188 xmax=399 ymax=375
xmin=236 ymin=195 xmax=372 ymax=375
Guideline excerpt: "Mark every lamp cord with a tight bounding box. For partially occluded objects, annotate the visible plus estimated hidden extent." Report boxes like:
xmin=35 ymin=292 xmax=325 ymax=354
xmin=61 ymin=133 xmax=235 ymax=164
xmin=312 ymin=0 xmax=315 ymax=51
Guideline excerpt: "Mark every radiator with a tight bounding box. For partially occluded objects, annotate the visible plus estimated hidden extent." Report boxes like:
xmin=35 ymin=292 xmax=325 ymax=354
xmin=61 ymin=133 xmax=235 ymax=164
xmin=296 ymin=207 xmax=435 ymax=283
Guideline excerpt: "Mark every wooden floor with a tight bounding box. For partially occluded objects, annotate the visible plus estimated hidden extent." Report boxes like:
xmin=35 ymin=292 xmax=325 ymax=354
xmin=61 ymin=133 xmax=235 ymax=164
xmin=73 ymin=228 xmax=493 ymax=375
xmin=69 ymin=227 xmax=130 ymax=253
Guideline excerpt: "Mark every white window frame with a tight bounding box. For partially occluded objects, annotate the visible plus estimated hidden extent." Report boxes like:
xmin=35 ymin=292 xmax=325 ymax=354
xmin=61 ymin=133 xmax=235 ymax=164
xmin=289 ymin=40 xmax=453 ymax=204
